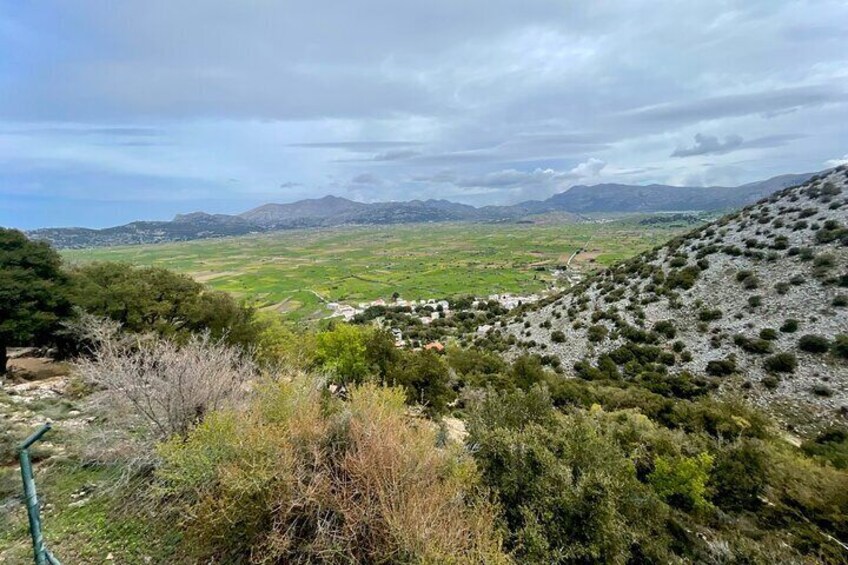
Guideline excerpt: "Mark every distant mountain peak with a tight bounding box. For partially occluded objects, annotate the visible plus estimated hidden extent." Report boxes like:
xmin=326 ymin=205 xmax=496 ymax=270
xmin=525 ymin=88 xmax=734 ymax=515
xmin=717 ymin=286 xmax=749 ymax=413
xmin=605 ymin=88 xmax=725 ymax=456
xmin=29 ymin=170 xmax=822 ymax=248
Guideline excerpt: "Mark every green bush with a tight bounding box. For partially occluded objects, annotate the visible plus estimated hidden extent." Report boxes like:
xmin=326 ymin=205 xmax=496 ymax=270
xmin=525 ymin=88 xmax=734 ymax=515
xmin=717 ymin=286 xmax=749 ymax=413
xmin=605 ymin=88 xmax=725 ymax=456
xmin=780 ymin=319 xmax=799 ymax=333
xmin=550 ymin=329 xmax=566 ymax=343
xmin=706 ymin=356 xmax=737 ymax=376
xmin=759 ymin=328 xmax=778 ymax=341
xmin=586 ymin=325 xmax=607 ymax=343
xmin=698 ymin=308 xmax=723 ymax=322
xmin=468 ymin=389 xmax=672 ymax=563
xmin=648 ymin=452 xmax=714 ymax=512
xmin=833 ymin=334 xmax=848 ymax=359
xmin=712 ymin=440 xmax=769 ymax=511
xmin=653 ymin=320 xmax=676 ymax=339
xmin=733 ymin=335 xmax=773 ymax=354
xmin=802 ymin=429 xmax=848 ymax=470
xmin=798 ymin=334 xmax=830 ymax=354
xmin=764 ymin=352 xmax=797 ymax=373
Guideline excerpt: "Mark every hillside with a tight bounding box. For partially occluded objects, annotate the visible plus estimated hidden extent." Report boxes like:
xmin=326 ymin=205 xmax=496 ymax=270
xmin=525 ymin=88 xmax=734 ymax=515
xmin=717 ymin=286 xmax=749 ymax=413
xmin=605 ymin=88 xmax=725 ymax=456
xmin=28 ymin=212 xmax=259 ymax=248
xmin=29 ymin=171 xmax=816 ymax=248
xmin=546 ymin=173 xmax=815 ymax=213
xmin=504 ymin=167 xmax=848 ymax=434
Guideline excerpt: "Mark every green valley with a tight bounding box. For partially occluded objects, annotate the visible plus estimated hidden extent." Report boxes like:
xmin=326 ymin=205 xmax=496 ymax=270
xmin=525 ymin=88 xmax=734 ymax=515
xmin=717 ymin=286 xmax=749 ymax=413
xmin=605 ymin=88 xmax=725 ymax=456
xmin=63 ymin=217 xmax=696 ymax=320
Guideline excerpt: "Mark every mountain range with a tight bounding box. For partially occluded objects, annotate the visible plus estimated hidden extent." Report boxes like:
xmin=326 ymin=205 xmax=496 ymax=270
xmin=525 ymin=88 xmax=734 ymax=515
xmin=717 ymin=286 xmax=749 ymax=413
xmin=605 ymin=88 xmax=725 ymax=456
xmin=29 ymin=171 xmax=817 ymax=248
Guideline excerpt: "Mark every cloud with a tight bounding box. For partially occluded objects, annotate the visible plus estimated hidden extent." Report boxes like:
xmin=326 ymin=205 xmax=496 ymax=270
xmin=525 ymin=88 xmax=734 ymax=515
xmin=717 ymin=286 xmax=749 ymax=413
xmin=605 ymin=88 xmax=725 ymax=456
xmin=351 ymin=172 xmax=383 ymax=185
xmin=372 ymin=149 xmax=421 ymax=161
xmin=672 ymin=133 xmax=744 ymax=157
xmin=623 ymin=85 xmax=845 ymax=129
xmin=2 ymin=0 xmax=847 ymax=227
xmin=825 ymin=154 xmax=848 ymax=167
xmin=569 ymin=157 xmax=606 ymax=176
xmin=447 ymin=158 xmax=607 ymax=201
xmin=288 ymin=141 xmax=422 ymax=152
xmin=671 ymin=132 xmax=805 ymax=157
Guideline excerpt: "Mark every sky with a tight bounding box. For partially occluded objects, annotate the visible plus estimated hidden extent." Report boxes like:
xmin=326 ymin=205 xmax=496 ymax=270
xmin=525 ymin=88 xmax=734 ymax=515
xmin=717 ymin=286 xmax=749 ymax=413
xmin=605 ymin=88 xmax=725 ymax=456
xmin=1 ymin=1 xmax=847 ymax=229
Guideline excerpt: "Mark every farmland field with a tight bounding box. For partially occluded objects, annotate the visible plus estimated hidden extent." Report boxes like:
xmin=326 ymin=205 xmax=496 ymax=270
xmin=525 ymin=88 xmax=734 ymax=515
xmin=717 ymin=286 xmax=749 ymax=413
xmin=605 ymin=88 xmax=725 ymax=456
xmin=62 ymin=217 xmax=696 ymax=320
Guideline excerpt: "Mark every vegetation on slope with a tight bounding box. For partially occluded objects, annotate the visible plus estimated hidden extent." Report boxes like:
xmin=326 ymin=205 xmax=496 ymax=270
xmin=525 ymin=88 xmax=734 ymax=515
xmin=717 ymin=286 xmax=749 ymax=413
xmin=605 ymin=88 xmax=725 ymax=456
xmin=503 ymin=167 xmax=848 ymax=434
xmin=2 ymin=179 xmax=848 ymax=563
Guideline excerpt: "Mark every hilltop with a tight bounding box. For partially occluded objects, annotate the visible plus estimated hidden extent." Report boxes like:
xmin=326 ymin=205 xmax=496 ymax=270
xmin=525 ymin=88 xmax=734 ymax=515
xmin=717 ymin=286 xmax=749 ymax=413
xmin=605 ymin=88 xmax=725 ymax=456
xmin=29 ymin=171 xmax=816 ymax=248
xmin=503 ymin=167 xmax=848 ymax=434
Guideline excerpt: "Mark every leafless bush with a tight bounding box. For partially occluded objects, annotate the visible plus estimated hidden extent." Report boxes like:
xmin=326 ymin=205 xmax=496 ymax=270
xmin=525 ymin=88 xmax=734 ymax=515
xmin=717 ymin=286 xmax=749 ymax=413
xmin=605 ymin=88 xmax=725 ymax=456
xmin=75 ymin=316 xmax=257 ymax=438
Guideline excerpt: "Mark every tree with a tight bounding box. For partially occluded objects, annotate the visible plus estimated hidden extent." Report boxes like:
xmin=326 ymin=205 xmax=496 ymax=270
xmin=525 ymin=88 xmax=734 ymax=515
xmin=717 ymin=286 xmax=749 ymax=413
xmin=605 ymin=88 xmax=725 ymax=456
xmin=315 ymin=323 xmax=369 ymax=384
xmin=69 ymin=262 xmax=258 ymax=348
xmin=388 ymin=349 xmax=453 ymax=415
xmin=0 ymin=229 xmax=71 ymax=374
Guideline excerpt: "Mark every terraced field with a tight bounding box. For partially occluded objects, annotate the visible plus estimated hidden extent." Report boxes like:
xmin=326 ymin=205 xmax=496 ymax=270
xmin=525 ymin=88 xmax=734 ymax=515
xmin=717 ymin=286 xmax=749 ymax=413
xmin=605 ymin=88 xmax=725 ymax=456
xmin=63 ymin=218 xmax=695 ymax=320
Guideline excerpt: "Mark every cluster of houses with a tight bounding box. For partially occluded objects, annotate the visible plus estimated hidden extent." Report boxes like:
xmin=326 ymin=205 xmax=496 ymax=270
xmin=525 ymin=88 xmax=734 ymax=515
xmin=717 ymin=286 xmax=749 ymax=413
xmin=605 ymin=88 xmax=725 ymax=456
xmin=325 ymin=297 xmax=452 ymax=323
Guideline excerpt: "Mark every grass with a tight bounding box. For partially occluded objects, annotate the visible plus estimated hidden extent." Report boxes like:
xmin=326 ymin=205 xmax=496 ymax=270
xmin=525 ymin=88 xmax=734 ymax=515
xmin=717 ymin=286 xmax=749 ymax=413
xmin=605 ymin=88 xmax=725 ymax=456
xmin=0 ymin=389 xmax=180 ymax=563
xmin=64 ymin=218 xmax=694 ymax=320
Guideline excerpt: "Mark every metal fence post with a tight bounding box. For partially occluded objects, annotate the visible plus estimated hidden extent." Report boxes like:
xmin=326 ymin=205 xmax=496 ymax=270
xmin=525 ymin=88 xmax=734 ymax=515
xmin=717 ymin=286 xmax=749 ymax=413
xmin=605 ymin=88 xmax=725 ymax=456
xmin=18 ymin=423 xmax=62 ymax=565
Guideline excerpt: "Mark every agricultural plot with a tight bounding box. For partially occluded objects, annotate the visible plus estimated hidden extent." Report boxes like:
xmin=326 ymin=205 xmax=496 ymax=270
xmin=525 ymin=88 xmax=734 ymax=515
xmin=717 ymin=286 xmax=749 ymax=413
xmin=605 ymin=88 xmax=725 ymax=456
xmin=63 ymin=218 xmax=694 ymax=320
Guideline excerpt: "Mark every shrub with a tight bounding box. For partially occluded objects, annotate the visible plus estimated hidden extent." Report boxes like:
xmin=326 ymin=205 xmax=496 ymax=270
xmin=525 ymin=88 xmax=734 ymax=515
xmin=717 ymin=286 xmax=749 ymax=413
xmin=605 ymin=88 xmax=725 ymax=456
xmin=733 ymin=335 xmax=772 ymax=354
xmin=586 ymin=324 xmax=607 ymax=343
xmin=468 ymin=390 xmax=671 ymax=563
xmin=75 ymin=318 xmax=257 ymax=438
xmin=698 ymin=308 xmax=723 ymax=322
xmin=833 ymin=334 xmax=848 ymax=359
xmin=832 ymin=294 xmax=848 ymax=307
xmin=157 ymin=380 xmax=507 ymax=563
xmin=69 ymin=262 xmax=258 ymax=349
xmin=550 ymin=329 xmax=566 ymax=343
xmin=653 ymin=320 xmax=676 ymax=339
xmin=761 ymin=375 xmax=780 ymax=390
xmin=802 ymin=429 xmax=848 ymax=470
xmin=666 ymin=266 xmax=701 ymax=290
xmin=780 ymin=319 xmax=799 ymax=333
xmin=706 ymin=356 xmax=737 ymax=376
xmin=736 ymin=270 xmax=754 ymax=283
xmin=759 ymin=328 xmax=778 ymax=341
xmin=798 ymin=334 xmax=830 ymax=354
xmin=711 ymin=440 xmax=769 ymax=511
xmin=764 ymin=352 xmax=797 ymax=374
xmin=748 ymin=295 xmax=762 ymax=308
xmin=812 ymin=384 xmax=834 ymax=397
xmin=648 ymin=453 xmax=714 ymax=512
xmin=775 ymin=282 xmax=790 ymax=295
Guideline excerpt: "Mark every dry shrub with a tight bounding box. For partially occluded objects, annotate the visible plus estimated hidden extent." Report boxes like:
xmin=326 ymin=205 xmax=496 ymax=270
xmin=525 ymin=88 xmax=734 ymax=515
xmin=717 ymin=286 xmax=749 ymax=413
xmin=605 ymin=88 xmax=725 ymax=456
xmin=157 ymin=378 xmax=508 ymax=564
xmin=74 ymin=316 xmax=257 ymax=438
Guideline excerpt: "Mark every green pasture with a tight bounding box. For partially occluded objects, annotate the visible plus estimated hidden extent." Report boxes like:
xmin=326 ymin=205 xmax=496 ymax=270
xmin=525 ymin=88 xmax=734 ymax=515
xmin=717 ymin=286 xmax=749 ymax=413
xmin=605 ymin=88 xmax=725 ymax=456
xmin=63 ymin=219 xmax=692 ymax=320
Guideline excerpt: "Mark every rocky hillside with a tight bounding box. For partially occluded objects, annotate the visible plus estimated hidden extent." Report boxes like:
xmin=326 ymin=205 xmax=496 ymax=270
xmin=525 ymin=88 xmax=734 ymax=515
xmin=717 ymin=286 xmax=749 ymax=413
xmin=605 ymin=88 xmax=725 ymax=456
xmin=504 ymin=167 xmax=848 ymax=434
